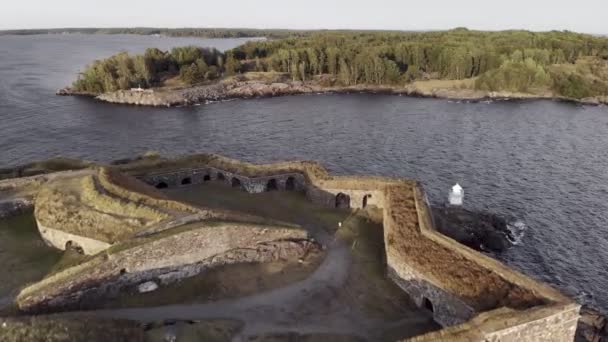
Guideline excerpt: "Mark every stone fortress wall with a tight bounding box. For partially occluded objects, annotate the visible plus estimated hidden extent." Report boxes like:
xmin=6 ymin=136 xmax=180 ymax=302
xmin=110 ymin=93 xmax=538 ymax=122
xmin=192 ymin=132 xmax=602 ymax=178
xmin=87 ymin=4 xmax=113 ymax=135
xmin=23 ymin=166 xmax=294 ymax=257
xmin=5 ymin=153 xmax=580 ymax=340
xmin=138 ymin=167 xmax=383 ymax=210
xmin=125 ymin=154 xmax=579 ymax=341
xmin=17 ymin=223 xmax=316 ymax=313
xmin=138 ymin=166 xmax=307 ymax=193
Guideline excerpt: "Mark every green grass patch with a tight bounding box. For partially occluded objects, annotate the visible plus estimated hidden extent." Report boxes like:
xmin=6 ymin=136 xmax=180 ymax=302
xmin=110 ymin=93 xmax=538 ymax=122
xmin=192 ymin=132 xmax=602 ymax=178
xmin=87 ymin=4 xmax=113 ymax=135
xmin=0 ymin=315 xmax=144 ymax=342
xmin=0 ymin=214 xmax=63 ymax=298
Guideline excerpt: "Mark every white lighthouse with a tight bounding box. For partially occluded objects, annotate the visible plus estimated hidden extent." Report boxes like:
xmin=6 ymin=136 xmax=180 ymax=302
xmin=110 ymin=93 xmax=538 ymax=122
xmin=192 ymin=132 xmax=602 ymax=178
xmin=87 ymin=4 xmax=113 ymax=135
xmin=448 ymin=183 xmax=464 ymax=206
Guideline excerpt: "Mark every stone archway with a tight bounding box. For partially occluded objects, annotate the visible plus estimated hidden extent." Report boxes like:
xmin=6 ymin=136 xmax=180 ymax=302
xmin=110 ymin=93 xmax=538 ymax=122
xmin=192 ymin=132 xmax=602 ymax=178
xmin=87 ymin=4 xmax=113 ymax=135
xmin=335 ymin=192 xmax=351 ymax=209
xmin=423 ymin=297 xmax=434 ymax=313
xmin=232 ymin=177 xmax=242 ymax=188
xmin=65 ymin=240 xmax=84 ymax=254
xmin=203 ymin=175 xmax=211 ymax=182
xmin=181 ymin=177 xmax=192 ymax=185
xmin=217 ymin=173 xmax=225 ymax=181
xmin=266 ymin=179 xmax=278 ymax=191
xmin=363 ymin=194 xmax=372 ymax=208
xmin=156 ymin=182 xmax=168 ymax=189
xmin=286 ymin=177 xmax=296 ymax=191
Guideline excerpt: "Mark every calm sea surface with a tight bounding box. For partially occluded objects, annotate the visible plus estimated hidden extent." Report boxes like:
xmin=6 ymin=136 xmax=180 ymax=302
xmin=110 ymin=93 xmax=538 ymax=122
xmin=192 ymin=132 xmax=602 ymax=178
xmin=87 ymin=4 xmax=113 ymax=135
xmin=1 ymin=34 xmax=608 ymax=313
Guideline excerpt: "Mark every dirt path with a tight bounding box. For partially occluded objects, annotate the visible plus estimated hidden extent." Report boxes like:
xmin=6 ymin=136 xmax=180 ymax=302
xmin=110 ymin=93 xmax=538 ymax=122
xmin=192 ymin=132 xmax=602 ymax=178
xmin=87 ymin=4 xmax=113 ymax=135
xmin=92 ymin=228 xmax=368 ymax=335
xmin=90 ymin=217 xmax=432 ymax=340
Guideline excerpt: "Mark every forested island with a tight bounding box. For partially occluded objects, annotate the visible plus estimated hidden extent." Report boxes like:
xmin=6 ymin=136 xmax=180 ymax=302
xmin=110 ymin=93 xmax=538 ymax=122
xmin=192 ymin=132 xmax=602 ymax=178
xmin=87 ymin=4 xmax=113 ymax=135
xmin=60 ymin=29 xmax=608 ymax=106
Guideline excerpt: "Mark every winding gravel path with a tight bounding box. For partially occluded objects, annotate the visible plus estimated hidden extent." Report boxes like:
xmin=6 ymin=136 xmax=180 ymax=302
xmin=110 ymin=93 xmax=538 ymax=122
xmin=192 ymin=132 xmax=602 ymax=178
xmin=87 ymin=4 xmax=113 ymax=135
xmin=90 ymin=218 xmax=432 ymax=340
xmin=93 ymin=236 xmax=366 ymax=336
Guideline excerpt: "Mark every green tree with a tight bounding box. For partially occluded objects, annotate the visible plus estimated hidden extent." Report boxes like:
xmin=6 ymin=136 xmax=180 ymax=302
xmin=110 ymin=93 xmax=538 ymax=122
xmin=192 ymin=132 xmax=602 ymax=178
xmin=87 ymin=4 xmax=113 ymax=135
xmin=171 ymin=46 xmax=202 ymax=66
xmin=338 ymin=58 xmax=351 ymax=85
xmin=224 ymin=53 xmax=240 ymax=75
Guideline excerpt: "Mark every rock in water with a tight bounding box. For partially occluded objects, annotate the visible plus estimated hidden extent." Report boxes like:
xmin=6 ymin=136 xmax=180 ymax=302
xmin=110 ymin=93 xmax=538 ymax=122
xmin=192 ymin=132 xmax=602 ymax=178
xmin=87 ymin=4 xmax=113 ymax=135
xmin=431 ymin=206 xmax=513 ymax=253
xmin=137 ymin=281 xmax=159 ymax=293
xmin=576 ymin=307 xmax=608 ymax=342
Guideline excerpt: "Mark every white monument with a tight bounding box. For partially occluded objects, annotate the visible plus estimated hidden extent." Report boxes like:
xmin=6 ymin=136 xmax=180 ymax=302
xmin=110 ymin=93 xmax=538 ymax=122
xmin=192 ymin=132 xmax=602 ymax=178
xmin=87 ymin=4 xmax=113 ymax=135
xmin=448 ymin=183 xmax=464 ymax=206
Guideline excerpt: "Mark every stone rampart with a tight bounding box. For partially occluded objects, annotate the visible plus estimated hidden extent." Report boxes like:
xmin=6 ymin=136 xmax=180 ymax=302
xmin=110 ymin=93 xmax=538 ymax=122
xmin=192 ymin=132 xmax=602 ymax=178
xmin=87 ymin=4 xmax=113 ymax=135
xmin=17 ymin=223 xmax=317 ymax=313
xmin=8 ymin=154 xmax=580 ymax=340
xmin=306 ymin=185 xmax=384 ymax=209
xmin=408 ymin=303 xmax=580 ymax=341
xmin=127 ymin=154 xmax=578 ymax=341
xmin=33 ymin=172 xmax=172 ymax=254
xmin=137 ymin=167 xmax=307 ymax=193
xmin=482 ymin=304 xmax=580 ymax=341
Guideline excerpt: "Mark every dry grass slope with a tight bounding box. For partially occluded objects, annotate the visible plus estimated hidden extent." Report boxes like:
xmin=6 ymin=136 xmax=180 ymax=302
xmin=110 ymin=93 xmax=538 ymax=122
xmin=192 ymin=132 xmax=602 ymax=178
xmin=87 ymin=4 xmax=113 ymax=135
xmin=34 ymin=169 xmax=193 ymax=243
xmin=80 ymin=175 xmax=169 ymax=224
xmin=98 ymin=167 xmax=201 ymax=214
xmin=35 ymin=182 xmax=146 ymax=243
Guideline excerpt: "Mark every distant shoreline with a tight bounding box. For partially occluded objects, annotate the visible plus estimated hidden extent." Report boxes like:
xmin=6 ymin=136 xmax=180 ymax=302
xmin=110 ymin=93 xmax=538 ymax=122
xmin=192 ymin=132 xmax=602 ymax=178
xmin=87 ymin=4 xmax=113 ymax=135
xmin=57 ymin=74 xmax=608 ymax=108
xmin=0 ymin=28 xmax=307 ymax=39
xmin=1 ymin=27 xmax=606 ymax=37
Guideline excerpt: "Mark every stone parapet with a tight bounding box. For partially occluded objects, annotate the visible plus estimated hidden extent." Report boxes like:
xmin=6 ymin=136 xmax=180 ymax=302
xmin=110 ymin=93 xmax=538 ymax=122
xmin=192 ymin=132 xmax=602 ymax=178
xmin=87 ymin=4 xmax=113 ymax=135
xmin=17 ymin=223 xmax=316 ymax=313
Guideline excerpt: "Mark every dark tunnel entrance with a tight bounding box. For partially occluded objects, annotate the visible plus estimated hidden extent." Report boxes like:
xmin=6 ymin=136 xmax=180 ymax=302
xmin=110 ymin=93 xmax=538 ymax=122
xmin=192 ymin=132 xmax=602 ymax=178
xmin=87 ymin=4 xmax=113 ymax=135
xmin=266 ymin=179 xmax=278 ymax=191
xmin=335 ymin=192 xmax=351 ymax=209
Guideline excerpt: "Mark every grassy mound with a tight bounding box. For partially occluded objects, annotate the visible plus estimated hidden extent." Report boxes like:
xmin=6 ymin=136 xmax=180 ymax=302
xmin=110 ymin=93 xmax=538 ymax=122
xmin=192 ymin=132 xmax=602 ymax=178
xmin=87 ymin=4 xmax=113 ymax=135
xmin=34 ymin=169 xmax=183 ymax=244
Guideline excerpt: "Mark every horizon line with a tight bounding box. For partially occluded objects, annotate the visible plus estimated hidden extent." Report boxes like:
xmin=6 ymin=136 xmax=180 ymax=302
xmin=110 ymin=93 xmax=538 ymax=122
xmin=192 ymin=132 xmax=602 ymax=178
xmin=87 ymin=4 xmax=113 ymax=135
xmin=0 ymin=26 xmax=603 ymax=35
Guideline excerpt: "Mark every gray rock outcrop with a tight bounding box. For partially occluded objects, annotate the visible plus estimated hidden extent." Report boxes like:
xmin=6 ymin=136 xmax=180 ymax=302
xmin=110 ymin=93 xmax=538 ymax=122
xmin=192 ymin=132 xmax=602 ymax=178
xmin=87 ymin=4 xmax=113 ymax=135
xmin=431 ymin=206 xmax=513 ymax=253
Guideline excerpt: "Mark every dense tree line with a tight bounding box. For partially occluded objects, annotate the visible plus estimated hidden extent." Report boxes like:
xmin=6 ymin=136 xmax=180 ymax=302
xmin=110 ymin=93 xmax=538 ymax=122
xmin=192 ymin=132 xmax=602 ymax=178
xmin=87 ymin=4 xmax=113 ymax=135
xmin=70 ymin=29 xmax=608 ymax=98
xmin=73 ymin=46 xmax=227 ymax=92
xmin=228 ymin=29 xmax=608 ymax=98
xmin=549 ymin=58 xmax=608 ymax=98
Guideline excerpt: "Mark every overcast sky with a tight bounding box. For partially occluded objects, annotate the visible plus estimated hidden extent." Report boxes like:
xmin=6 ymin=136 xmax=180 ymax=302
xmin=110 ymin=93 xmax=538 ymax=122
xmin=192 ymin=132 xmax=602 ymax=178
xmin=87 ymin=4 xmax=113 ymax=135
xmin=1 ymin=0 xmax=606 ymax=34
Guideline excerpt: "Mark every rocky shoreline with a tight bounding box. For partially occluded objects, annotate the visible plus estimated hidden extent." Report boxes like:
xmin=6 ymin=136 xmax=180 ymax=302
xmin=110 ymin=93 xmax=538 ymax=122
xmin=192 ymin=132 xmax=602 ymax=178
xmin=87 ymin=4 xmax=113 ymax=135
xmin=577 ymin=306 xmax=608 ymax=342
xmin=57 ymin=76 xmax=608 ymax=107
xmin=430 ymin=206 xmax=514 ymax=253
